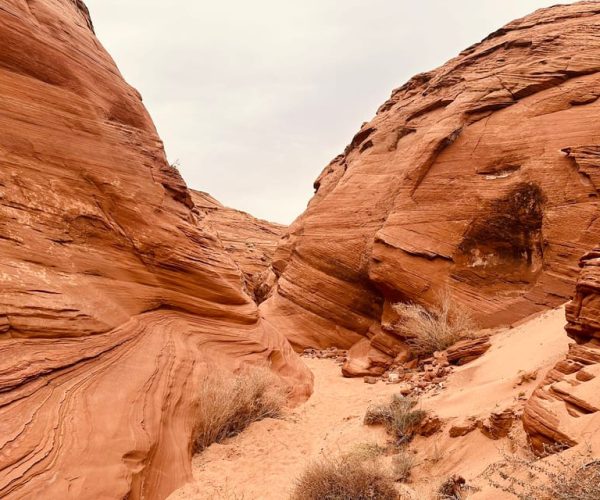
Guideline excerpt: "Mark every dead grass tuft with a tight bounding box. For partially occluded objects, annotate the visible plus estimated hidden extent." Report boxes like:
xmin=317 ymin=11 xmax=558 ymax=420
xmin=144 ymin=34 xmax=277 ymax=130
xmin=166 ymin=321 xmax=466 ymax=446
xmin=392 ymin=292 xmax=475 ymax=357
xmin=350 ymin=442 xmax=389 ymax=460
xmin=483 ymin=446 xmax=600 ymax=500
xmin=392 ymin=450 xmax=416 ymax=483
xmin=291 ymin=453 xmax=399 ymax=500
xmin=437 ymin=474 xmax=467 ymax=499
xmin=364 ymin=395 xmax=427 ymax=445
xmin=192 ymin=365 xmax=286 ymax=453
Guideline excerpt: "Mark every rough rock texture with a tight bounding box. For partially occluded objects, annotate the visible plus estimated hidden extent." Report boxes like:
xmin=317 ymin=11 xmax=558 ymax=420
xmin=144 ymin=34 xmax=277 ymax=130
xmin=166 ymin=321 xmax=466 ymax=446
xmin=449 ymin=418 xmax=479 ymax=438
xmin=263 ymin=2 xmax=600 ymax=374
xmin=446 ymin=336 xmax=492 ymax=365
xmin=0 ymin=2 xmax=311 ymax=499
xmin=191 ymin=190 xmax=284 ymax=303
xmin=480 ymin=407 xmax=517 ymax=440
xmin=524 ymin=247 xmax=600 ymax=453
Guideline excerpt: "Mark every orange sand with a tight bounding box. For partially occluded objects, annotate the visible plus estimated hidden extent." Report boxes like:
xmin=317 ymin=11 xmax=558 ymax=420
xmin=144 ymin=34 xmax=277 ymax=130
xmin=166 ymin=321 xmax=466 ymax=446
xmin=170 ymin=306 xmax=571 ymax=499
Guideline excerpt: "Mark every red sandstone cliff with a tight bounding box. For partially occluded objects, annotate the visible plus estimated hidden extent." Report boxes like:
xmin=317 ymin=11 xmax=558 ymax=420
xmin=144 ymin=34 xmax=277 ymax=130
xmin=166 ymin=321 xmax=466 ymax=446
xmin=191 ymin=190 xmax=284 ymax=303
xmin=5 ymin=0 xmax=600 ymax=497
xmin=262 ymin=2 xmax=600 ymax=376
xmin=524 ymin=247 xmax=600 ymax=453
xmin=0 ymin=2 xmax=310 ymax=499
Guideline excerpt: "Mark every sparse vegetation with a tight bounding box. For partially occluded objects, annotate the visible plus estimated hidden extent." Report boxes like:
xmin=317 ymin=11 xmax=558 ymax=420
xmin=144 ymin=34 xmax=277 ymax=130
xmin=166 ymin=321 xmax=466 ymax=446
xmin=351 ymin=442 xmax=389 ymax=460
xmin=392 ymin=450 xmax=416 ymax=483
xmin=170 ymin=158 xmax=181 ymax=172
xmin=392 ymin=292 xmax=475 ymax=357
xmin=551 ymin=461 xmax=600 ymax=500
xmin=437 ymin=475 xmax=467 ymax=499
xmin=291 ymin=453 xmax=399 ymax=500
xmin=483 ymin=447 xmax=600 ymax=500
xmin=364 ymin=395 xmax=427 ymax=445
xmin=429 ymin=439 xmax=444 ymax=465
xmin=192 ymin=365 xmax=286 ymax=453
xmin=364 ymin=404 xmax=394 ymax=426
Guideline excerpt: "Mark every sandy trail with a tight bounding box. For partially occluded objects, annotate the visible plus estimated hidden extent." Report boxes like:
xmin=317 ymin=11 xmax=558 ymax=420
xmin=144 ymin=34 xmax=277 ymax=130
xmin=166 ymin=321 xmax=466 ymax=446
xmin=168 ymin=357 xmax=398 ymax=499
xmin=170 ymin=306 xmax=571 ymax=500
xmin=411 ymin=306 xmax=571 ymax=498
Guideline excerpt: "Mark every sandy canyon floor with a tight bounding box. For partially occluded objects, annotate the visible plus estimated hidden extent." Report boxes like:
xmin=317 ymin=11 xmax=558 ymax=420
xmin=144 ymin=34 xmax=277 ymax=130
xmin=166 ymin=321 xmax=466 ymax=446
xmin=170 ymin=307 xmax=570 ymax=500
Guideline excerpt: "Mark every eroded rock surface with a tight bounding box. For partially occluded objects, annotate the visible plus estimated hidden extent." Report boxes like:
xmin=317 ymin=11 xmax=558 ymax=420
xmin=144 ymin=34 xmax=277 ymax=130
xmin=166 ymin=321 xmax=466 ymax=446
xmin=263 ymin=3 xmax=600 ymax=374
xmin=0 ymin=2 xmax=311 ymax=499
xmin=524 ymin=247 xmax=600 ymax=453
xmin=191 ymin=190 xmax=284 ymax=303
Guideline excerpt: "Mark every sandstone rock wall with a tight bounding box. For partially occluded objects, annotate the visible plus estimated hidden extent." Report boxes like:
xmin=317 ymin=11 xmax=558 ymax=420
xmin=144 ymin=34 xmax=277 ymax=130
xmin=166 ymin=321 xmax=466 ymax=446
xmin=263 ymin=3 xmax=600 ymax=374
xmin=524 ymin=247 xmax=600 ymax=453
xmin=192 ymin=190 xmax=284 ymax=303
xmin=0 ymin=1 xmax=311 ymax=498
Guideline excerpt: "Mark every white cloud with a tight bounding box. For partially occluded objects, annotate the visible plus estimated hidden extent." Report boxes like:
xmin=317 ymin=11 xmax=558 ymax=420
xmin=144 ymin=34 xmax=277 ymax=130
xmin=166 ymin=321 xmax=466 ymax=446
xmin=86 ymin=0 xmax=576 ymax=223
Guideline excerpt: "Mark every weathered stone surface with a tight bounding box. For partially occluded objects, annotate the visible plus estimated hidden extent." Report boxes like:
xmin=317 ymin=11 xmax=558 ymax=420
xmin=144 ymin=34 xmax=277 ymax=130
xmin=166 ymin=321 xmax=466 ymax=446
xmin=417 ymin=415 xmax=444 ymax=437
xmin=481 ymin=408 xmax=517 ymax=440
xmin=264 ymin=3 xmax=600 ymax=371
xmin=0 ymin=2 xmax=311 ymax=499
xmin=449 ymin=418 xmax=479 ymax=438
xmin=341 ymin=337 xmax=391 ymax=377
xmin=446 ymin=337 xmax=492 ymax=365
xmin=524 ymin=247 xmax=600 ymax=453
xmin=191 ymin=190 xmax=284 ymax=303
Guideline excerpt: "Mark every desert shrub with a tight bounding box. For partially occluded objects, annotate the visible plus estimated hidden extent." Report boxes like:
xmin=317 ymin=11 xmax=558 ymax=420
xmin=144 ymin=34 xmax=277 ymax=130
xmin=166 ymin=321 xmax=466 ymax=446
xmin=392 ymin=292 xmax=475 ymax=357
xmin=192 ymin=365 xmax=286 ymax=453
xmin=437 ymin=474 xmax=467 ymax=499
xmin=392 ymin=450 xmax=415 ymax=483
xmin=291 ymin=453 xmax=399 ymax=500
xmin=364 ymin=395 xmax=427 ymax=445
xmin=551 ymin=461 xmax=600 ymax=500
xmin=364 ymin=404 xmax=393 ymax=426
xmin=483 ymin=447 xmax=600 ymax=500
xmin=388 ymin=399 xmax=427 ymax=444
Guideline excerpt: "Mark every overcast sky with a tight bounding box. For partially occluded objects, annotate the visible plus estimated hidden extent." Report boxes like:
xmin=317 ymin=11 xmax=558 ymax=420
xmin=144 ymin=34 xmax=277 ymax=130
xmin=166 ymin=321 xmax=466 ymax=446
xmin=86 ymin=0 xmax=575 ymax=223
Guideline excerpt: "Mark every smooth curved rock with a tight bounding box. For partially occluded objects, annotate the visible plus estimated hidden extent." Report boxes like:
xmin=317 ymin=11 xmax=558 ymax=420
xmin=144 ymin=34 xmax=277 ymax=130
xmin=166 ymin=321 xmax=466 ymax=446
xmin=0 ymin=2 xmax=311 ymax=499
xmin=524 ymin=247 xmax=600 ymax=453
xmin=341 ymin=337 xmax=391 ymax=377
xmin=264 ymin=3 xmax=600 ymax=370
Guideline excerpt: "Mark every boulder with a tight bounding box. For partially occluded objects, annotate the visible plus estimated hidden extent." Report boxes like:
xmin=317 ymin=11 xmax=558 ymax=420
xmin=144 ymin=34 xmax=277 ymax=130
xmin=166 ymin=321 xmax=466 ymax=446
xmin=341 ymin=338 xmax=392 ymax=377
xmin=449 ymin=418 xmax=479 ymax=438
xmin=446 ymin=337 xmax=492 ymax=365
xmin=481 ymin=408 xmax=517 ymax=440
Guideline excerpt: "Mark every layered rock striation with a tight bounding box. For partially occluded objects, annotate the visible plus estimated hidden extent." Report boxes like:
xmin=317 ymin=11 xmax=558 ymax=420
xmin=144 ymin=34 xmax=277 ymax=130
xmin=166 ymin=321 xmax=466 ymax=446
xmin=0 ymin=1 xmax=310 ymax=499
xmin=524 ymin=247 xmax=600 ymax=453
xmin=263 ymin=2 xmax=600 ymax=374
xmin=4 ymin=0 xmax=600 ymax=496
xmin=191 ymin=190 xmax=284 ymax=303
